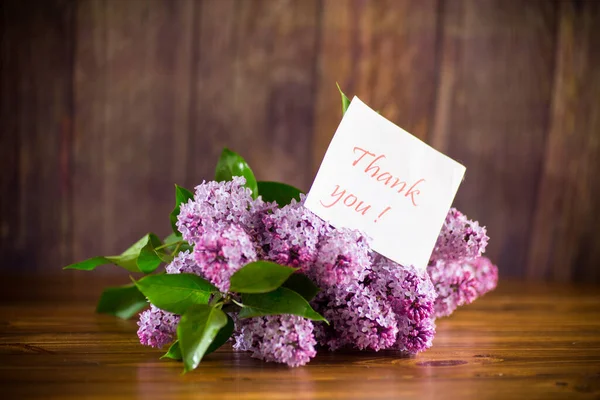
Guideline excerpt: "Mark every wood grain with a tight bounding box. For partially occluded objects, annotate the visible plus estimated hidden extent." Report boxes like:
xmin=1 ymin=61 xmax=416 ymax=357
xmin=1 ymin=0 xmax=600 ymax=282
xmin=313 ymin=0 xmax=439 ymax=173
xmin=73 ymin=0 xmax=194 ymax=262
xmin=0 ymin=0 xmax=74 ymax=271
xmin=189 ymin=0 xmax=320 ymax=192
xmin=431 ymin=0 xmax=558 ymax=278
xmin=527 ymin=1 xmax=600 ymax=282
xmin=1 ymin=276 xmax=599 ymax=399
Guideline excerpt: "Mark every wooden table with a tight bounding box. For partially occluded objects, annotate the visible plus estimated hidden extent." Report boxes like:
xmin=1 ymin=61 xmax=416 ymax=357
xmin=1 ymin=275 xmax=599 ymax=399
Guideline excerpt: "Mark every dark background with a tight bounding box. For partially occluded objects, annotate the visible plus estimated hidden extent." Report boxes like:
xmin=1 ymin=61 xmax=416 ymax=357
xmin=1 ymin=0 xmax=599 ymax=282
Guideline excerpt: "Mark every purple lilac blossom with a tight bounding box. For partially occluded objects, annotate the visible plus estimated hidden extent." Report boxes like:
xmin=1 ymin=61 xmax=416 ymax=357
xmin=137 ymin=305 xmax=179 ymax=349
xmin=233 ymin=314 xmax=317 ymax=367
xmin=395 ymin=317 xmax=436 ymax=354
xmin=427 ymin=256 xmax=498 ymax=318
xmin=312 ymin=283 xmax=399 ymax=352
xmin=244 ymin=196 xmax=278 ymax=244
xmin=193 ymin=224 xmax=257 ymax=292
xmin=308 ymin=228 xmax=372 ymax=288
xmin=261 ymin=197 xmax=331 ymax=268
xmin=165 ymin=249 xmax=202 ymax=276
xmin=369 ymin=255 xmax=437 ymax=354
xmin=467 ymin=256 xmax=498 ymax=296
xmin=429 ymin=208 xmax=489 ymax=263
xmin=176 ymin=176 xmax=258 ymax=243
xmin=427 ymin=258 xmax=480 ymax=318
xmin=312 ymin=255 xmax=437 ymax=355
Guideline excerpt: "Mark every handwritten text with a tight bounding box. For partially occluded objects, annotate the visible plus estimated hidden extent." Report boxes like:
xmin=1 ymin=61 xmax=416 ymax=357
xmin=352 ymin=147 xmax=425 ymax=207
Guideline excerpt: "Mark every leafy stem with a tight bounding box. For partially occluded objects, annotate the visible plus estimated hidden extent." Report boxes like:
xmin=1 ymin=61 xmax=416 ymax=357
xmin=171 ymin=242 xmax=182 ymax=256
xmin=155 ymin=240 xmax=184 ymax=251
xmin=231 ymin=298 xmax=245 ymax=308
xmin=208 ymin=292 xmax=223 ymax=308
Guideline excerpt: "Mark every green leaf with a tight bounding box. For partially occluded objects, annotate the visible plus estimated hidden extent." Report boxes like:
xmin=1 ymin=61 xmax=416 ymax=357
xmin=214 ymin=148 xmax=258 ymax=199
xmin=170 ymin=311 xmax=233 ymax=363
xmin=169 ymin=185 xmax=194 ymax=233
xmin=336 ymin=82 xmax=351 ymax=115
xmin=135 ymin=273 xmax=218 ymax=315
xmin=161 ymin=341 xmax=182 ymax=360
xmin=136 ymin=234 xmax=165 ymax=273
xmin=95 ymin=284 xmax=148 ymax=319
xmin=178 ymin=305 xmax=228 ymax=372
xmin=282 ymin=273 xmax=320 ymax=302
xmin=205 ymin=314 xmax=234 ymax=355
xmin=63 ymin=256 xmax=114 ymax=271
xmin=114 ymin=234 xmax=160 ymax=272
xmin=238 ymin=287 xmax=327 ymax=322
xmin=257 ymin=181 xmax=303 ymax=207
xmin=229 ymin=261 xmax=297 ymax=294
xmin=163 ymin=232 xmax=192 ymax=255
xmin=63 ymin=233 xmax=164 ymax=274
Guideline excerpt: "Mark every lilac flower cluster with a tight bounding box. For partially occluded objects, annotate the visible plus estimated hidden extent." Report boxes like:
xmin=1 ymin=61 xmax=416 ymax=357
xmin=313 ymin=284 xmax=399 ymax=352
xmin=193 ymin=224 xmax=257 ymax=292
xmin=233 ymin=314 xmax=317 ymax=367
xmin=309 ymin=228 xmax=371 ymax=287
xmin=311 ymin=255 xmax=437 ymax=354
xmin=426 ymin=208 xmax=498 ymax=318
xmin=260 ymin=198 xmax=330 ymax=267
xmin=137 ymin=178 xmax=497 ymax=366
xmin=137 ymin=305 xmax=179 ymax=349
xmin=167 ymin=225 xmax=257 ymax=293
xmin=176 ymin=177 xmax=267 ymax=243
xmin=430 ymin=208 xmax=489 ymax=263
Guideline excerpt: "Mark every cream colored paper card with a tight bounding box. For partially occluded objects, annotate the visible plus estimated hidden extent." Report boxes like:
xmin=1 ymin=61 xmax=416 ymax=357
xmin=305 ymin=97 xmax=465 ymax=271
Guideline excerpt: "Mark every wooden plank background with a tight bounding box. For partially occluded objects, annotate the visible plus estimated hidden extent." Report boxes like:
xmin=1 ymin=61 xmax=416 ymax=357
xmin=1 ymin=0 xmax=599 ymax=282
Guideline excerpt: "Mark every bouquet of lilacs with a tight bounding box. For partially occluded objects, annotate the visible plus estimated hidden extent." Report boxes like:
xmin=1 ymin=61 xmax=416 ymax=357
xmin=64 ymin=88 xmax=498 ymax=371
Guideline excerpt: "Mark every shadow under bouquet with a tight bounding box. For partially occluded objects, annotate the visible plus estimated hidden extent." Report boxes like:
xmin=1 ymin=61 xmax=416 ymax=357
xmin=64 ymin=89 xmax=498 ymax=372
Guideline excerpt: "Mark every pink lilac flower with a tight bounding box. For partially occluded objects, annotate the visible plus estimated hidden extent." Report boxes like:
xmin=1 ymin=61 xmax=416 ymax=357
xmin=165 ymin=249 xmax=202 ymax=275
xmin=261 ymin=197 xmax=331 ymax=268
xmin=466 ymin=256 xmax=499 ymax=296
xmin=193 ymin=224 xmax=257 ymax=292
xmin=312 ymin=254 xmax=437 ymax=355
xmin=369 ymin=256 xmax=437 ymax=354
xmin=307 ymin=228 xmax=371 ymax=288
xmin=233 ymin=314 xmax=317 ymax=367
xmin=244 ymin=196 xmax=278 ymax=242
xmin=369 ymin=256 xmax=436 ymax=323
xmin=395 ymin=317 xmax=436 ymax=354
xmin=176 ymin=176 xmax=258 ymax=243
xmin=429 ymin=208 xmax=489 ymax=263
xmin=137 ymin=305 xmax=179 ymax=349
xmin=312 ymin=283 xmax=399 ymax=351
xmin=427 ymin=259 xmax=480 ymax=318
xmin=427 ymin=256 xmax=498 ymax=318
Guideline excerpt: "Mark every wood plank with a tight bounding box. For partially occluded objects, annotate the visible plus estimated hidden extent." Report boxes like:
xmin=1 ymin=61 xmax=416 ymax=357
xmin=0 ymin=0 xmax=75 ymax=271
xmin=431 ymin=0 xmax=557 ymax=278
xmin=188 ymin=0 xmax=321 ymax=191
xmin=73 ymin=0 xmax=194 ymax=264
xmin=527 ymin=1 xmax=600 ymax=282
xmin=313 ymin=0 xmax=440 ymax=174
xmin=1 ymin=276 xmax=600 ymax=399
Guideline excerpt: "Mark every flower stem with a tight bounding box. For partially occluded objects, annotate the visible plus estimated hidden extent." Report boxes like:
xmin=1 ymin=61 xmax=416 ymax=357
xmin=171 ymin=243 xmax=182 ymax=256
xmin=155 ymin=240 xmax=183 ymax=251
xmin=231 ymin=299 xmax=245 ymax=308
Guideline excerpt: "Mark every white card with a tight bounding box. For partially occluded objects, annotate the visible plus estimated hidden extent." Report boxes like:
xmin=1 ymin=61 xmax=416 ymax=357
xmin=305 ymin=97 xmax=465 ymax=271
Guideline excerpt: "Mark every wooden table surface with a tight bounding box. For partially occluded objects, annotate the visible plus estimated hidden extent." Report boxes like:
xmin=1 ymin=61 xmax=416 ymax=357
xmin=1 ymin=275 xmax=599 ymax=400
